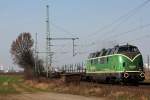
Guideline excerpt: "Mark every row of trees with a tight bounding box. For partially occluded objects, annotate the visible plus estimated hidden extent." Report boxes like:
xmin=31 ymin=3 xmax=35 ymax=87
xmin=10 ymin=32 xmax=44 ymax=79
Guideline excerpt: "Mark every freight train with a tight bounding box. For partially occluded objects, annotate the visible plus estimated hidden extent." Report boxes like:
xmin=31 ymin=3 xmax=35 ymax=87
xmin=85 ymin=44 xmax=145 ymax=83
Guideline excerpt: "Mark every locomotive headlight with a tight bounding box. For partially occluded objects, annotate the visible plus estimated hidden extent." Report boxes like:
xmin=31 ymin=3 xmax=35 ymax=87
xmin=124 ymin=72 xmax=129 ymax=78
xmin=140 ymin=72 xmax=145 ymax=78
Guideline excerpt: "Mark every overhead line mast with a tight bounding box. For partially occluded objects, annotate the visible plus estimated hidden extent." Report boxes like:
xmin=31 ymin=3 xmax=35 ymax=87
xmin=45 ymin=5 xmax=79 ymax=77
xmin=46 ymin=5 xmax=52 ymax=77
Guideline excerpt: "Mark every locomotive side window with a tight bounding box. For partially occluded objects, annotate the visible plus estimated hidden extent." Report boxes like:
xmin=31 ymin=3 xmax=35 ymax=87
xmin=95 ymin=52 xmax=101 ymax=57
xmin=100 ymin=49 xmax=107 ymax=56
xmin=102 ymin=51 xmax=107 ymax=56
xmin=110 ymin=48 xmax=115 ymax=54
xmin=106 ymin=49 xmax=112 ymax=55
xmin=90 ymin=59 xmax=98 ymax=64
xmin=114 ymin=47 xmax=119 ymax=54
xmin=99 ymin=57 xmax=108 ymax=64
xmin=100 ymin=58 xmax=104 ymax=64
xmin=94 ymin=59 xmax=98 ymax=64
xmin=92 ymin=53 xmax=96 ymax=58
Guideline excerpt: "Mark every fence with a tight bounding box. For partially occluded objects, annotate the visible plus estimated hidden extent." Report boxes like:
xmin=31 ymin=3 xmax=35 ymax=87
xmin=61 ymin=63 xmax=86 ymax=73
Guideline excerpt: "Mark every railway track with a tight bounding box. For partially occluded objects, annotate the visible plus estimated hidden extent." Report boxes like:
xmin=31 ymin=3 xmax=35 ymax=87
xmin=80 ymin=80 xmax=150 ymax=89
xmin=79 ymin=81 xmax=150 ymax=94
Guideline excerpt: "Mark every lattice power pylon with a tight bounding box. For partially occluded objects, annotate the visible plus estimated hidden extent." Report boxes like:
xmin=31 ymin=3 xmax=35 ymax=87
xmin=45 ymin=5 xmax=52 ymax=77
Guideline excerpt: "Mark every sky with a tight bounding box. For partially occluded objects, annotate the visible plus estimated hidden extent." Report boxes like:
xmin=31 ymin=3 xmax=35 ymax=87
xmin=0 ymin=0 xmax=150 ymax=70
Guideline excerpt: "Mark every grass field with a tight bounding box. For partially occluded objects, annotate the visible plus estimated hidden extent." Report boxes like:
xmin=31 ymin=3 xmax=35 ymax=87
xmin=0 ymin=75 xmax=46 ymax=94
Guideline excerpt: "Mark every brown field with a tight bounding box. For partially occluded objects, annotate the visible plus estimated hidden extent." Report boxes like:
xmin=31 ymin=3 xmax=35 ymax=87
xmin=24 ymin=76 xmax=150 ymax=100
xmin=0 ymin=71 xmax=150 ymax=100
xmin=144 ymin=69 xmax=150 ymax=81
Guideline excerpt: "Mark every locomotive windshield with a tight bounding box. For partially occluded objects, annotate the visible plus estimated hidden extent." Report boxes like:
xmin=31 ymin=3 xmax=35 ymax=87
xmin=118 ymin=46 xmax=139 ymax=53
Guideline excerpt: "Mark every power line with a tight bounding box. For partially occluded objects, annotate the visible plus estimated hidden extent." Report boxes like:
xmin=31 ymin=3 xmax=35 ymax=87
xmin=89 ymin=23 xmax=150 ymax=47
xmin=78 ymin=0 xmax=150 ymax=50
xmin=79 ymin=34 xmax=150 ymax=55
xmin=51 ymin=23 xmax=78 ymax=38
xmin=102 ymin=23 xmax=150 ymax=40
xmin=120 ymin=34 xmax=150 ymax=44
xmin=87 ymin=0 xmax=150 ymax=37
xmin=75 ymin=42 xmax=96 ymax=48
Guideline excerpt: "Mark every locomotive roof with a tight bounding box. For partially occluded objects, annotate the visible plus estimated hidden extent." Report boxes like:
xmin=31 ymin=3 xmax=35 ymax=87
xmin=88 ymin=44 xmax=139 ymax=58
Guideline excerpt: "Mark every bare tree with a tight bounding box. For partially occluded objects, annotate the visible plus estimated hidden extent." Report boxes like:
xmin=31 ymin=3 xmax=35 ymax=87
xmin=35 ymin=57 xmax=45 ymax=77
xmin=11 ymin=32 xmax=35 ymax=79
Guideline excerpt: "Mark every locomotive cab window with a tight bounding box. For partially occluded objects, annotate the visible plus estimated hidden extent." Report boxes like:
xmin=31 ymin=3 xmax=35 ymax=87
xmin=118 ymin=45 xmax=139 ymax=53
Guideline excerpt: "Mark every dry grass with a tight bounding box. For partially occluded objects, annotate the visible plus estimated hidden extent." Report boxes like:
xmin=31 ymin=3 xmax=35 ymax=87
xmin=1 ymin=75 xmax=150 ymax=100
xmin=144 ymin=69 xmax=150 ymax=81
xmin=25 ymin=80 xmax=49 ymax=90
xmin=24 ymin=78 xmax=150 ymax=100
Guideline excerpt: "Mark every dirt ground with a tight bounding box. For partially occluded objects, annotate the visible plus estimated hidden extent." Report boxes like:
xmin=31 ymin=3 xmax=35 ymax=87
xmin=0 ymin=92 xmax=105 ymax=100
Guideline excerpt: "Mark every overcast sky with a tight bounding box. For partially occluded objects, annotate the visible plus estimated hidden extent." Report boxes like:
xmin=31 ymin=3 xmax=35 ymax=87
xmin=0 ymin=0 xmax=150 ymax=69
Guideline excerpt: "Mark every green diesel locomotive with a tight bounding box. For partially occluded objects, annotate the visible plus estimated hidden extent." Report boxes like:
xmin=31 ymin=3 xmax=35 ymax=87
xmin=86 ymin=44 xmax=145 ymax=82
